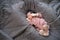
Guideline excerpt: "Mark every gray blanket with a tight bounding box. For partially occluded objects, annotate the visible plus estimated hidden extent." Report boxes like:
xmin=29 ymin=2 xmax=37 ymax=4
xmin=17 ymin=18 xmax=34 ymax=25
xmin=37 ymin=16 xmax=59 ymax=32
xmin=0 ymin=0 xmax=60 ymax=40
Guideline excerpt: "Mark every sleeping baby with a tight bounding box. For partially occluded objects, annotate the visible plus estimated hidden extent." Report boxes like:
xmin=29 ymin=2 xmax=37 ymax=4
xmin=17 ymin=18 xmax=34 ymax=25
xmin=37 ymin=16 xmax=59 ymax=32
xmin=26 ymin=12 xmax=49 ymax=36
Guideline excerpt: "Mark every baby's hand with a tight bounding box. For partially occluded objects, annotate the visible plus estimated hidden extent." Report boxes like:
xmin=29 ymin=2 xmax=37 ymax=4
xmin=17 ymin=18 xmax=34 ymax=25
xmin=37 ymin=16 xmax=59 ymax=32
xmin=26 ymin=18 xmax=33 ymax=25
xmin=26 ymin=18 xmax=30 ymax=21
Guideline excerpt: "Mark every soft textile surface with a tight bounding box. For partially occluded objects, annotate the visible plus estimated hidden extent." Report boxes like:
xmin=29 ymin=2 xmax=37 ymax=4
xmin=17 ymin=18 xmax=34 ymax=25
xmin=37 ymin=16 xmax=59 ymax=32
xmin=0 ymin=0 xmax=60 ymax=40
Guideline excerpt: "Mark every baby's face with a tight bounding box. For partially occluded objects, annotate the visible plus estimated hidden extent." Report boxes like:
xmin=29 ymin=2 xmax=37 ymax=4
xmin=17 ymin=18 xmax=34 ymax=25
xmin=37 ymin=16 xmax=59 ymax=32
xmin=27 ymin=12 xmax=32 ymax=19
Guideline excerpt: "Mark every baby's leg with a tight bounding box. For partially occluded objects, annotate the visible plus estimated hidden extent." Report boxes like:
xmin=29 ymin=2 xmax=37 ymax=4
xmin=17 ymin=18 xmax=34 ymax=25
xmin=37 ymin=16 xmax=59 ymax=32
xmin=39 ymin=25 xmax=49 ymax=36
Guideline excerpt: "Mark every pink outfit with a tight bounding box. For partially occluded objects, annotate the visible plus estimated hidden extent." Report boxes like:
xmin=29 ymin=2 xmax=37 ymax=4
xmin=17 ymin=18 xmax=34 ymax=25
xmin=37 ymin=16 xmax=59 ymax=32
xmin=30 ymin=17 xmax=47 ymax=30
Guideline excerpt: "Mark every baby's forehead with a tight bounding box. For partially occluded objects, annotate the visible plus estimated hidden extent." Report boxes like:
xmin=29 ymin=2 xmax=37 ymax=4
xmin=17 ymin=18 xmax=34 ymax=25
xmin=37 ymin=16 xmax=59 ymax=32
xmin=27 ymin=12 xmax=31 ymax=16
xmin=27 ymin=12 xmax=31 ymax=14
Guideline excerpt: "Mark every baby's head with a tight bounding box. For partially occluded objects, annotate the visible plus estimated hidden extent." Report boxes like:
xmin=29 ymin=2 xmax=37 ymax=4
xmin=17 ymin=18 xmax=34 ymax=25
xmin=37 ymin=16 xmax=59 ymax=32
xmin=27 ymin=12 xmax=43 ymax=20
xmin=27 ymin=12 xmax=37 ymax=19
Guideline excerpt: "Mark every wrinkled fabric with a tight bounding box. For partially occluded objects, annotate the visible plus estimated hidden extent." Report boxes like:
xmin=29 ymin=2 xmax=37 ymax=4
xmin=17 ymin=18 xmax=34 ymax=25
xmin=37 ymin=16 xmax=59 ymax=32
xmin=0 ymin=0 xmax=60 ymax=40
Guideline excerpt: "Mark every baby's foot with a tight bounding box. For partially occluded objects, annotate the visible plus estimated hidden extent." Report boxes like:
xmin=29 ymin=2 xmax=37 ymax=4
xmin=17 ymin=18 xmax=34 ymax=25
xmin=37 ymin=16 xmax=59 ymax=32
xmin=43 ymin=30 xmax=49 ymax=36
xmin=39 ymin=30 xmax=49 ymax=36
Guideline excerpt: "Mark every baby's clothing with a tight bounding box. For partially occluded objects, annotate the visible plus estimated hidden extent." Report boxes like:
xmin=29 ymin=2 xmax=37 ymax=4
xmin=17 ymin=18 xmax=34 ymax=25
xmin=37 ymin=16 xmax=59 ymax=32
xmin=29 ymin=17 xmax=47 ymax=30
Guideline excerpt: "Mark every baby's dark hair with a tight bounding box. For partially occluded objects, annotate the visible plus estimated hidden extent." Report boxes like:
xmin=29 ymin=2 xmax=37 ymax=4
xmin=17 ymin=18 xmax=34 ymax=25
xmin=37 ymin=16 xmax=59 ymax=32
xmin=26 ymin=10 xmax=36 ymax=18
